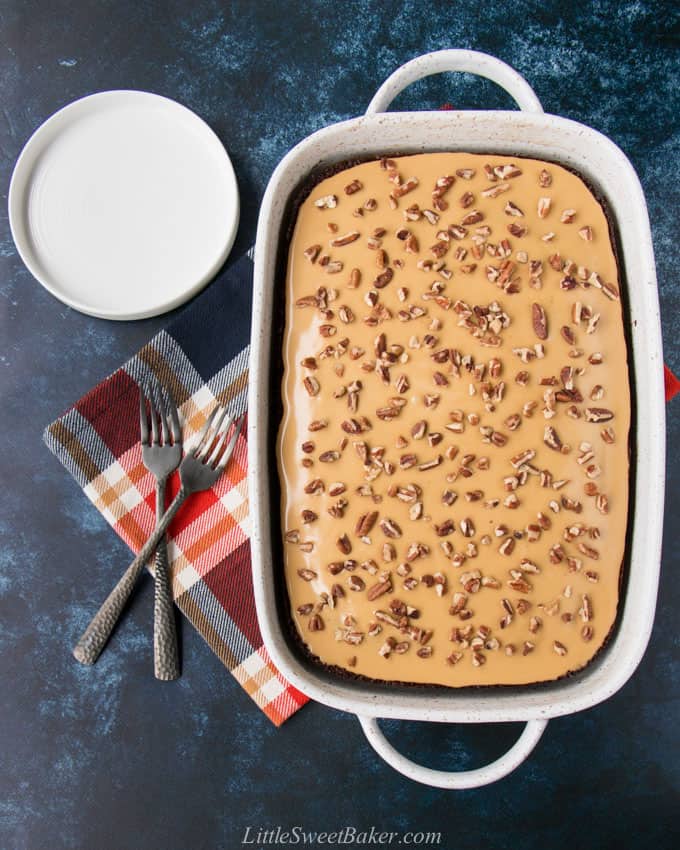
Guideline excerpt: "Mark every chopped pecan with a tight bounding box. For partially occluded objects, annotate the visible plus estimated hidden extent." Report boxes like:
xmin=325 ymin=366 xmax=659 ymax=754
xmin=532 ymin=302 xmax=548 ymax=339
xmin=314 ymin=194 xmax=337 ymax=209
xmin=330 ymin=231 xmax=360 ymax=247
xmin=308 ymin=614 xmax=324 ymax=632
xmin=379 ymin=517 xmax=402 ymax=539
xmin=303 ymin=244 xmax=322 ymax=263
xmin=561 ymin=325 xmax=576 ymax=345
xmin=537 ymin=196 xmax=551 ymax=218
xmin=504 ymin=201 xmax=524 ymax=217
xmin=337 ymin=305 xmax=355 ymax=323
xmin=373 ymin=268 xmax=394 ymax=289
xmin=355 ymin=511 xmax=379 ymax=536
xmin=336 ymin=534 xmax=352 ymax=555
xmin=499 ymin=537 xmax=515 ymax=557
xmin=544 ymin=425 xmax=563 ymax=451
xmin=304 ymin=479 xmax=324 ymax=495
xmin=319 ymin=450 xmax=340 ymax=463
xmin=367 ymin=577 xmax=393 ymax=601
xmin=507 ymin=222 xmax=527 ymax=238
xmin=585 ymin=407 xmax=614 ymax=423
xmin=553 ymin=640 xmax=568 ymax=656
xmin=418 ymin=455 xmax=442 ymax=471
xmin=392 ymin=176 xmax=419 ymax=198
xmin=461 ymin=209 xmax=484 ymax=225
xmin=434 ymin=519 xmax=456 ymax=537
xmin=297 ymin=568 xmax=317 ymax=581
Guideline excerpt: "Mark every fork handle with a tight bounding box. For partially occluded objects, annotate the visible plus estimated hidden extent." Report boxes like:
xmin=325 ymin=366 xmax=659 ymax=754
xmin=73 ymin=487 xmax=187 ymax=666
xmin=153 ymin=479 xmax=180 ymax=681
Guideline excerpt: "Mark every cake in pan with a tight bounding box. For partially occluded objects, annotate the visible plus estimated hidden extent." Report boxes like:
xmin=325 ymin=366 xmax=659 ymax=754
xmin=277 ymin=152 xmax=629 ymax=687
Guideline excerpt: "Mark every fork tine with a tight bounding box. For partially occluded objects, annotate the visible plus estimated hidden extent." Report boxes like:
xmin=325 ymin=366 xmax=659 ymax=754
xmin=193 ymin=405 xmax=220 ymax=456
xmin=139 ymin=387 xmax=150 ymax=446
xmin=206 ymin=411 xmax=235 ymax=466
xmin=165 ymin=389 xmax=182 ymax=444
xmin=154 ymin=384 xmax=170 ymax=445
xmin=197 ymin=406 xmax=230 ymax=460
xmin=215 ymin=414 xmax=245 ymax=470
xmin=148 ymin=384 xmax=160 ymax=446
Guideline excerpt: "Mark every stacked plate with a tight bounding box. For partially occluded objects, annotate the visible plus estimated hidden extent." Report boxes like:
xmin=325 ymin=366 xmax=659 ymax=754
xmin=9 ymin=90 xmax=240 ymax=319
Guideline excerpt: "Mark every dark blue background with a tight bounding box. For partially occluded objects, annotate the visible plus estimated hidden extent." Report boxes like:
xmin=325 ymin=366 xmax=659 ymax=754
xmin=1 ymin=2 xmax=678 ymax=849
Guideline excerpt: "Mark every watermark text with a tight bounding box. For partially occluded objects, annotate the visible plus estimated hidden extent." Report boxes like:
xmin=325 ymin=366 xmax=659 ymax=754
xmin=241 ymin=826 xmax=442 ymax=846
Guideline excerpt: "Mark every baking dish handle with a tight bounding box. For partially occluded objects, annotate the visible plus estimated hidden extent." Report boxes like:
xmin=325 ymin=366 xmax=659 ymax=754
xmin=365 ymin=49 xmax=544 ymax=115
xmin=358 ymin=716 xmax=548 ymax=789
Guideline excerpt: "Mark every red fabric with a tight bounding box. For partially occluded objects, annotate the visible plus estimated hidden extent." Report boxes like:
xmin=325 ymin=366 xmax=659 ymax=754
xmin=665 ymin=364 xmax=680 ymax=402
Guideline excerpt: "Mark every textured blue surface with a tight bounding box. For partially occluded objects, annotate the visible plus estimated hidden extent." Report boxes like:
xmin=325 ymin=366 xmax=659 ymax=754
xmin=1 ymin=1 xmax=679 ymax=848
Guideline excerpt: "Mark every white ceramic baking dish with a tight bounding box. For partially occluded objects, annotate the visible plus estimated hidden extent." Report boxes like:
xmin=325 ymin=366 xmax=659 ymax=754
xmin=248 ymin=49 xmax=665 ymax=788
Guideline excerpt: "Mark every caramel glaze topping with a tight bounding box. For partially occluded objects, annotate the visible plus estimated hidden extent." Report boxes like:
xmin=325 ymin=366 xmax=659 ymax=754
xmin=278 ymin=153 xmax=629 ymax=686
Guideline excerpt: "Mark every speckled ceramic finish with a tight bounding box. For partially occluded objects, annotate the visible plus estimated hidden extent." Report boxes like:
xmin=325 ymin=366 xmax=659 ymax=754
xmin=249 ymin=51 xmax=664 ymax=787
xmin=2 ymin=0 xmax=678 ymax=845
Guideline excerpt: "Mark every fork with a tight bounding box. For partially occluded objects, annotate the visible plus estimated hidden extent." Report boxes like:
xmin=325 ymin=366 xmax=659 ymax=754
xmin=73 ymin=405 xmax=245 ymax=667
xmin=140 ymin=384 xmax=182 ymax=681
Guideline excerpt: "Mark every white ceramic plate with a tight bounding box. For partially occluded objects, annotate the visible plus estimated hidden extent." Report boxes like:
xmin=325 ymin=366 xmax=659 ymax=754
xmin=8 ymin=90 xmax=239 ymax=320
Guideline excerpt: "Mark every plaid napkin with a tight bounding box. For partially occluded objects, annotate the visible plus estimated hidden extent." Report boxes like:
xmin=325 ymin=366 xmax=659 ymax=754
xmin=43 ymin=251 xmax=308 ymax=726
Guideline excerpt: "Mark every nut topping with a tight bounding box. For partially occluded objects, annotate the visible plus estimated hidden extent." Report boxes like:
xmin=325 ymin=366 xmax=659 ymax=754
xmin=373 ymin=268 xmax=394 ymax=289
xmin=507 ymin=222 xmax=528 ymax=238
xmin=303 ymin=376 xmax=320 ymax=396
xmin=411 ymin=420 xmax=427 ymax=440
xmin=585 ymin=407 xmax=614 ymax=423
xmin=283 ymin=153 xmax=627 ymax=685
xmin=330 ymin=231 xmax=360 ymax=247
xmin=348 ymin=575 xmax=365 ymax=591
xmin=379 ymin=518 xmax=402 ymax=539
xmin=532 ymin=303 xmax=548 ymax=339
xmin=367 ymin=576 xmax=393 ymax=601
xmin=392 ymin=176 xmax=419 ymax=197
xmin=314 ymin=194 xmax=337 ymax=209
xmin=544 ymin=425 xmax=563 ymax=451
xmin=308 ymin=614 xmax=324 ymax=632
xmin=504 ymin=201 xmax=524 ymax=217
xmin=537 ymin=197 xmax=551 ymax=218
xmin=336 ymin=534 xmax=352 ymax=555
xmin=319 ymin=450 xmax=340 ymax=463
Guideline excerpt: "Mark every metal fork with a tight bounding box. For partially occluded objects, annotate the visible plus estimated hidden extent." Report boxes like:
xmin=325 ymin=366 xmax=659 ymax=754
xmin=73 ymin=405 xmax=245 ymax=667
xmin=140 ymin=385 xmax=182 ymax=681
